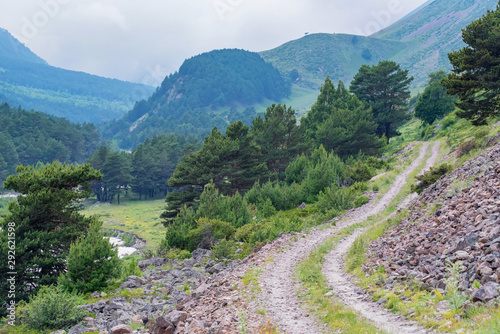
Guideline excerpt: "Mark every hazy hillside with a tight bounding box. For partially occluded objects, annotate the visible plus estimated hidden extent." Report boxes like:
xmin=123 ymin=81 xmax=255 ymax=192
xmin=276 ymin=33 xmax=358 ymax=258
xmin=260 ymin=33 xmax=407 ymax=89
xmin=262 ymin=0 xmax=498 ymax=89
xmin=373 ymin=0 xmax=498 ymax=85
xmin=0 ymin=28 xmax=154 ymax=124
xmin=0 ymin=28 xmax=46 ymax=65
xmin=102 ymin=49 xmax=291 ymax=148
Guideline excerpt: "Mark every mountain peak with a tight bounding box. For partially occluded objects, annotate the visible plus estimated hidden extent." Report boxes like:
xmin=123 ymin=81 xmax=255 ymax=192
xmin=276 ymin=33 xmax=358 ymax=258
xmin=0 ymin=27 xmax=47 ymax=65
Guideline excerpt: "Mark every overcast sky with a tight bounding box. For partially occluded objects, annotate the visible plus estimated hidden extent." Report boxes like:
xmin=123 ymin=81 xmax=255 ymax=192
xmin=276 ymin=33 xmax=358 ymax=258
xmin=0 ymin=0 xmax=429 ymax=85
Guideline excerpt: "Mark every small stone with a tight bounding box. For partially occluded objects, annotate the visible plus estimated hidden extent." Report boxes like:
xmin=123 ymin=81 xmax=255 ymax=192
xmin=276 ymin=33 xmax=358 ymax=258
xmin=465 ymin=233 xmax=479 ymax=247
xmin=50 ymin=331 xmax=66 ymax=334
xmin=472 ymin=282 xmax=500 ymax=302
xmin=455 ymin=251 xmax=469 ymax=260
xmin=89 ymin=291 xmax=101 ymax=298
xmin=377 ymin=297 xmax=388 ymax=305
xmin=324 ymin=291 xmax=333 ymax=297
xmin=110 ymin=325 xmax=133 ymax=334
xmin=152 ymin=316 xmax=175 ymax=334
xmin=68 ymin=325 xmax=90 ymax=334
xmin=192 ymin=284 xmax=210 ymax=298
xmin=132 ymin=315 xmax=143 ymax=325
xmin=167 ymin=310 xmax=188 ymax=326
xmin=436 ymin=300 xmax=451 ymax=313
xmin=479 ymin=265 xmax=493 ymax=277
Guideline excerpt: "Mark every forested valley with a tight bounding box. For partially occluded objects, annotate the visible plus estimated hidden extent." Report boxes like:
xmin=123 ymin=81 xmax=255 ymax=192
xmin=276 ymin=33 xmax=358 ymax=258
xmin=2 ymin=2 xmax=500 ymax=332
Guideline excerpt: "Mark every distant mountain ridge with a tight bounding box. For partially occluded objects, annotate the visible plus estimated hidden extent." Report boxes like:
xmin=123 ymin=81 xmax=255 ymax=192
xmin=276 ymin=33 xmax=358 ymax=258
xmin=261 ymin=0 xmax=498 ymax=88
xmin=373 ymin=0 xmax=498 ymax=85
xmin=260 ymin=33 xmax=407 ymax=89
xmin=0 ymin=28 xmax=46 ymax=65
xmin=0 ymin=28 xmax=154 ymax=123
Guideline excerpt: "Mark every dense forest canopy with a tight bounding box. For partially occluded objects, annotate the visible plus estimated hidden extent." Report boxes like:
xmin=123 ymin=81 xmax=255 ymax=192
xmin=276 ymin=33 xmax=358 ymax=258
xmin=100 ymin=49 xmax=291 ymax=148
xmin=0 ymin=103 xmax=100 ymax=187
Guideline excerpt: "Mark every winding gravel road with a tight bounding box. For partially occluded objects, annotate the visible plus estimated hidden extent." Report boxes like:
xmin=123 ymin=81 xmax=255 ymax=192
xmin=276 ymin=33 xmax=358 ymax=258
xmin=259 ymin=142 xmax=437 ymax=334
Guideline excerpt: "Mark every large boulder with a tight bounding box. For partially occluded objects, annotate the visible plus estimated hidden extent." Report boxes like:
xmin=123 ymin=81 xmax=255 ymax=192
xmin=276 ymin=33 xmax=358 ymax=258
xmin=166 ymin=310 xmax=188 ymax=326
xmin=472 ymin=282 xmax=500 ymax=302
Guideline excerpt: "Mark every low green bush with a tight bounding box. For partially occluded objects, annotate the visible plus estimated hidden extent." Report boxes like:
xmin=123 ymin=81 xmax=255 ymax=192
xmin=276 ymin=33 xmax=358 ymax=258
xmin=317 ymin=186 xmax=357 ymax=215
xmin=20 ymin=285 xmax=87 ymax=331
xmin=354 ymin=196 xmax=370 ymax=208
xmin=456 ymin=139 xmax=477 ymax=158
xmin=165 ymin=248 xmax=192 ymax=260
xmin=188 ymin=218 xmax=236 ymax=251
xmin=121 ymin=257 xmax=142 ymax=279
xmin=411 ymin=164 xmax=453 ymax=194
xmin=59 ymin=219 xmax=121 ymax=294
xmin=211 ymin=239 xmax=237 ymax=259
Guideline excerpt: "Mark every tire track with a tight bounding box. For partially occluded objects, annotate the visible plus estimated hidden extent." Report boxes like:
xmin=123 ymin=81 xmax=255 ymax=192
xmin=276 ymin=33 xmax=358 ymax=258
xmin=321 ymin=142 xmax=441 ymax=334
xmin=259 ymin=142 xmax=432 ymax=334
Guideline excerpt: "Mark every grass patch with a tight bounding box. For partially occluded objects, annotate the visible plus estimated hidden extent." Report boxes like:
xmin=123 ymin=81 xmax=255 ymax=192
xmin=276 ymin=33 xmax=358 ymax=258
xmin=240 ymin=266 xmax=263 ymax=302
xmin=82 ymin=199 xmax=166 ymax=250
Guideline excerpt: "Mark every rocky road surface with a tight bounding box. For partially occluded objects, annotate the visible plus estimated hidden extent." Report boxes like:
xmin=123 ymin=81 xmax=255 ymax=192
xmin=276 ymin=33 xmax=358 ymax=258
xmin=260 ymin=142 xmax=435 ymax=333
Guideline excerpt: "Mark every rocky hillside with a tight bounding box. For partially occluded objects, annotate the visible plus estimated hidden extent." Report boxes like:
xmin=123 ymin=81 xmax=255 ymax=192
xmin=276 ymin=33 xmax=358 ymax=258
xmin=366 ymin=140 xmax=500 ymax=304
xmin=62 ymin=249 xmax=241 ymax=334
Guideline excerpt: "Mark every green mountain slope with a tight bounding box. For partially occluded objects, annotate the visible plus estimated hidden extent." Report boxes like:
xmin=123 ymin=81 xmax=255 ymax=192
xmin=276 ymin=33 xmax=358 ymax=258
xmin=103 ymin=49 xmax=291 ymax=148
xmin=373 ymin=0 xmax=498 ymax=85
xmin=260 ymin=33 xmax=407 ymax=89
xmin=0 ymin=28 xmax=154 ymax=124
xmin=0 ymin=28 xmax=46 ymax=65
xmin=262 ymin=0 xmax=498 ymax=89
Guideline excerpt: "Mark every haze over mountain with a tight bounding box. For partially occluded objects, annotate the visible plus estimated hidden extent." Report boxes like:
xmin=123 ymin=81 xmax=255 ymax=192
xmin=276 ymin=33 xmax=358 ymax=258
xmin=102 ymin=49 xmax=290 ymax=148
xmin=0 ymin=0 xmax=497 ymax=146
xmin=262 ymin=0 xmax=499 ymax=89
xmin=0 ymin=28 xmax=154 ymax=124
xmin=99 ymin=0 xmax=498 ymax=149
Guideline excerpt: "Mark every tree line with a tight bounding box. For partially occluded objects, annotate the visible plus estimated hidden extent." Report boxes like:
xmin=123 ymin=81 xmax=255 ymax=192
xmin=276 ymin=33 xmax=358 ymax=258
xmin=0 ymin=103 xmax=100 ymax=189
xmin=87 ymin=134 xmax=199 ymax=203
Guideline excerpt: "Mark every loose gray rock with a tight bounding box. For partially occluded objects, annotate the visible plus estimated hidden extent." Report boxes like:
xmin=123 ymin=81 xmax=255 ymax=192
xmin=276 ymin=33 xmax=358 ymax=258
xmin=110 ymin=324 xmax=133 ymax=334
xmin=473 ymin=282 xmax=500 ymax=302
xmin=68 ymin=325 xmax=89 ymax=334
xmin=152 ymin=316 xmax=175 ymax=334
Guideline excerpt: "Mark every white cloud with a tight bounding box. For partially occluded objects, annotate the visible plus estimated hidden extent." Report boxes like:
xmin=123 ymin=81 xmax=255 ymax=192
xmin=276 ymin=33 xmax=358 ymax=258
xmin=81 ymin=2 xmax=130 ymax=31
xmin=0 ymin=0 xmax=429 ymax=83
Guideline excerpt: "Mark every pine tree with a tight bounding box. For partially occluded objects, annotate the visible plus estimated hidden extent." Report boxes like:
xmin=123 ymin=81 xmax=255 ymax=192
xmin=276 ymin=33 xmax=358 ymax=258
xmin=415 ymin=71 xmax=456 ymax=125
xmin=303 ymin=77 xmax=385 ymax=156
xmin=442 ymin=4 xmax=500 ymax=125
xmin=251 ymin=104 xmax=308 ymax=179
xmin=168 ymin=121 xmax=267 ymax=196
xmin=0 ymin=162 xmax=102 ymax=310
xmin=350 ymin=61 xmax=413 ymax=141
xmin=59 ymin=218 xmax=120 ymax=294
